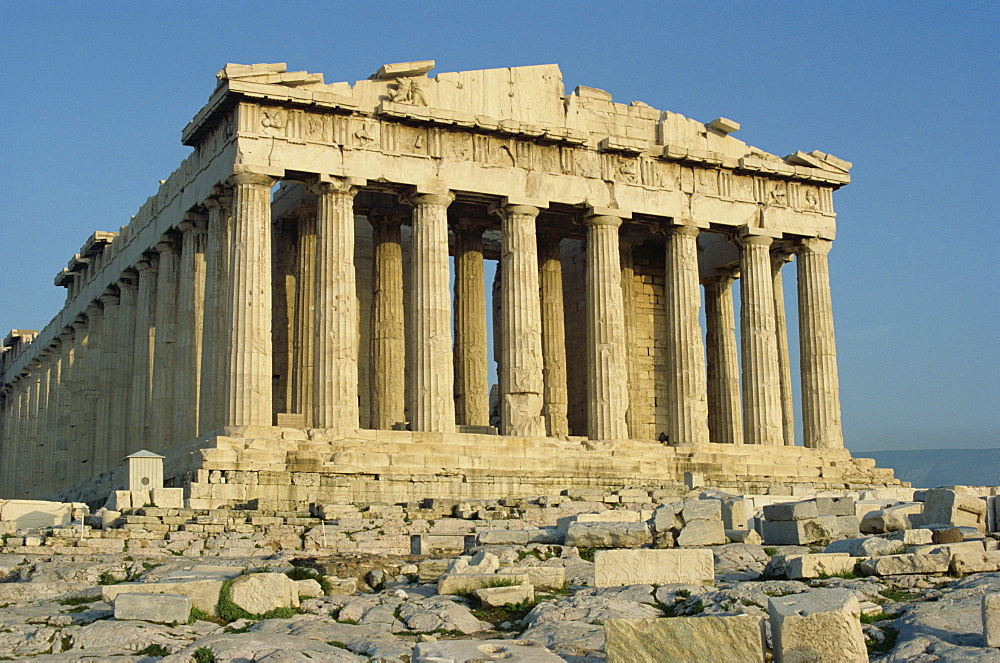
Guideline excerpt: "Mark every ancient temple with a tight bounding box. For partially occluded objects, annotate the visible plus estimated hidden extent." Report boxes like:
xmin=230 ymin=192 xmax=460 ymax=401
xmin=0 ymin=61 xmax=898 ymax=506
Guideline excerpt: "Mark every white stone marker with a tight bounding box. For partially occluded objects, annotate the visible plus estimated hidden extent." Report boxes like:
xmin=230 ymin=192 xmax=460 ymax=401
xmin=594 ymin=549 xmax=714 ymax=587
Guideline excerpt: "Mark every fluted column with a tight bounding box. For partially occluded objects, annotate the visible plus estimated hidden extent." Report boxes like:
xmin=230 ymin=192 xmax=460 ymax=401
xmin=95 ymin=292 xmax=119 ymax=465
xmin=199 ymin=190 xmax=232 ymax=433
xmin=25 ymin=360 xmax=42 ymax=493
xmin=43 ymin=341 xmax=62 ymax=490
xmin=584 ymin=211 xmax=629 ymax=440
xmin=663 ymin=225 xmax=711 ymax=445
xmin=370 ymin=210 xmax=406 ymax=430
xmin=67 ymin=315 xmax=89 ymax=483
xmin=796 ymin=237 xmax=844 ymax=449
xmin=703 ymin=268 xmax=742 ymax=444
xmin=496 ymin=202 xmax=546 ymax=437
xmin=225 ymin=172 xmax=276 ymax=427
xmin=31 ymin=353 xmax=52 ymax=490
xmin=405 ymin=189 xmax=456 ymax=432
xmin=288 ymin=203 xmax=316 ymax=425
xmin=739 ymin=233 xmax=783 ymax=445
xmin=310 ymin=177 xmax=360 ymax=430
xmin=131 ymin=257 xmax=155 ymax=447
xmin=13 ymin=374 xmax=30 ymax=496
xmin=538 ymin=233 xmax=569 ymax=438
xmin=112 ymin=273 xmax=137 ymax=459
xmin=83 ymin=302 xmax=104 ymax=472
xmin=55 ymin=327 xmax=76 ymax=488
xmin=152 ymin=235 xmax=181 ymax=447
xmin=452 ymin=220 xmax=490 ymax=428
xmin=772 ymin=250 xmax=795 ymax=446
xmin=620 ymin=238 xmax=646 ymax=440
xmin=175 ymin=217 xmax=207 ymax=442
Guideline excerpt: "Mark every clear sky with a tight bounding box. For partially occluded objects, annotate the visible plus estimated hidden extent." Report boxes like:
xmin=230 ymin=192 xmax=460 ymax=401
xmin=1 ymin=2 xmax=996 ymax=452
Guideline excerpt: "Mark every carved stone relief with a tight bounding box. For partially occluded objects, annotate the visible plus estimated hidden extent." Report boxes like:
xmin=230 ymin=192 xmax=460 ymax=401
xmin=387 ymin=77 xmax=428 ymax=106
xmin=260 ymin=108 xmax=287 ymax=135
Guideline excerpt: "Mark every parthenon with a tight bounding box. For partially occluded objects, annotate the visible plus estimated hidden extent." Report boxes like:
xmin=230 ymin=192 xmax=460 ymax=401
xmin=0 ymin=61 xmax=898 ymax=506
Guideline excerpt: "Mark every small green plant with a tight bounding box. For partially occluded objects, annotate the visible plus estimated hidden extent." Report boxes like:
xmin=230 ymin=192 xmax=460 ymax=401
xmin=470 ymin=598 xmax=536 ymax=625
xmin=286 ymin=565 xmax=332 ymax=595
xmin=192 ymin=647 xmax=217 ymax=663
xmin=865 ymin=626 xmax=899 ymax=655
xmin=688 ymin=599 xmax=705 ymax=615
xmin=860 ymin=611 xmax=896 ymax=624
xmin=676 ymin=589 xmax=691 ymax=598
xmin=67 ymin=605 xmax=89 ymax=613
xmin=817 ymin=571 xmax=857 ymax=580
xmin=763 ymin=547 xmax=778 ymax=556
xmin=485 ymin=578 xmax=519 ymax=589
xmin=578 ymin=547 xmax=599 ymax=562
xmin=590 ymin=618 xmax=604 ymax=626
xmin=879 ymin=588 xmax=920 ymax=602
xmin=136 ymin=644 xmax=170 ymax=656
xmin=142 ymin=562 xmax=160 ymax=571
xmin=59 ymin=596 xmax=95 ymax=606
xmin=97 ymin=571 xmax=120 ymax=586
xmin=188 ymin=606 xmax=210 ymax=624
xmin=123 ymin=556 xmax=134 ymax=562
xmin=328 ymin=640 xmax=349 ymax=649
xmin=61 ymin=635 xmax=72 ymax=651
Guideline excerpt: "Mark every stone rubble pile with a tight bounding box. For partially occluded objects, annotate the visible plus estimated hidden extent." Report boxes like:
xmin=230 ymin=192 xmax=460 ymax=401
xmin=0 ymin=484 xmax=996 ymax=661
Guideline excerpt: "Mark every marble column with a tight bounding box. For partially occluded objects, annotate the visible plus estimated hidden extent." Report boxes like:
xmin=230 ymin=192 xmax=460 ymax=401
xmin=796 ymin=237 xmax=844 ymax=449
xmin=31 ymin=353 xmax=52 ymax=489
xmin=44 ymin=340 xmax=62 ymax=488
xmin=370 ymin=210 xmax=406 ymax=430
xmin=290 ymin=203 xmax=317 ymax=425
xmin=703 ymin=268 xmax=742 ymax=445
xmin=152 ymin=235 xmax=180 ymax=447
xmin=538 ymin=233 xmax=569 ymax=438
xmin=55 ymin=327 xmax=76 ymax=487
xmin=584 ymin=211 xmax=629 ymax=440
xmin=620 ymin=238 xmax=644 ymax=440
xmin=311 ymin=178 xmax=360 ymax=430
xmin=13 ymin=374 xmax=30 ymax=495
xmin=67 ymin=315 xmax=89 ymax=483
xmin=112 ymin=273 xmax=137 ymax=459
xmin=497 ymin=202 xmax=546 ymax=437
xmin=663 ymin=225 xmax=711 ymax=445
xmin=199 ymin=191 xmax=232 ymax=434
xmin=83 ymin=302 xmax=104 ymax=472
xmin=739 ymin=234 xmax=783 ymax=446
xmin=772 ymin=250 xmax=796 ymax=446
xmin=131 ymin=256 xmax=156 ymax=448
xmin=405 ymin=189 xmax=456 ymax=433
xmin=25 ymin=360 xmax=43 ymax=490
xmin=452 ymin=219 xmax=490 ymax=428
xmin=225 ymin=172 xmax=275 ymax=427
xmin=176 ymin=217 xmax=207 ymax=442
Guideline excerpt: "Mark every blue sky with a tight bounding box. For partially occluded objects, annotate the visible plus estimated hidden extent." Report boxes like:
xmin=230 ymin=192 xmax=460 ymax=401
xmin=1 ymin=2 xmax=996 ymax=451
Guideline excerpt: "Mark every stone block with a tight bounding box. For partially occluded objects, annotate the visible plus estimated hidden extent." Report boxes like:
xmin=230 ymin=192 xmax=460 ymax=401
xmin=722 ymin=497 xmax=754 ymax=530
xmin=228 ymin=572 xmax=299 ymax=615
xmin=114 ymin=592 xmax=190 ymax=624
xmin=922 ymin=489 xmax=987 ymax=532
xmin=762 ymin=517 xmax=837 ymax=545
xmin=417 ymin=559 xmax=452 ymax=583
xmin=438 ymin=572 xmax=530 ymax=596
xmin=516 ymin=565 xmax=565 ymax=591
xmin=857 ymin=553 xmax=950 ymax=576
xmin=885 ymin=528 xmax=934 ymax=546
xmin=984 ymin=593 xmax=1000 ymax=648
xmin=909 ymin=541 xmax=985 ymax=555
xmin=814 ymin=496 xmax=855 ymax=517
xmin=652 ymin=503 xmax=683 ymax=532
xmin=0 ymin=499 xmax=74 ymax=528
xmin=825 ymin=536 xmax=905 ymax=558
xmin=681 ymin=499 xmax=721 ymax=523
xmin=768 ymin=588 xmax=867 ymax=663
xmin=726 ymin=529 xmax=762 ymax=545
xmin=151 ymin=488 xmax=184 ymax=509
xmin=784 ymin=553 xmax=855 ymax=579
xmin=321 ymin=576 xmax=357 ymax=595
xmin=605 ymin=615 xmax=766 ymax=663
xmin=835 ymin=515 xmax=861 ymax=538
xmin=564 ymin=521 xmax=651 ymax=548
xmin=949 ymin=551 xmax=1000 ymax=574
xmin=104 ymin=491 xmax=132 ymax=512
xmin=477 ymin=528 xmax=563 ymax=546
xmin=861 ymin=502 xmax=924 ymax=533
xmin=413 ymin=638 xmax=564 ymax=662
xmin=576 ymin=511 xmax=641 ymax=523
xmin=932 ymin=527 xmax=964 ymax=544
xmin=594 ymin=549 xmax=714 ymax=587
xmin=410 ymin=533 xmax=474 ymax=555
xmin=764 ymin=501 xmax=819 ymax=522
xmin=447 ymin=551 xmax=500 ymax=575
xmin=103 ymin=578 xmax=227 ymax=616
xmin=474 ymin=582 xmax=533 ymax=607
xmin=295 ymin=579 xmax=324 ymax=598
xmin=676 ymin=519 xmax=726 ymax=547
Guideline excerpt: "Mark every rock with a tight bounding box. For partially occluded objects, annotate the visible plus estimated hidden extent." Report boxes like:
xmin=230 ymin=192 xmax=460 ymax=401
xmin=677 ymin=519 xmax=727 ymax=546
xmin=365 ymin=569 xmax=385 ymax=589
xmin=113 ymin=592 xmax=190 ymax=624
xmin=768 ymin=588 xmax=867 ymax=663
xmin=909 ymin=540 xmax=985 ymax=555
xmin=576 ymin=511 xmax=641 ymax=523
xmin=784 ymin=553 xmax=855 ymax=580
xmin=858 ymin=553 xmax=951 ymax=576
xmin=474 ymin=582 xmax=533 ymax=607
xmin=933 ymin=527 xmax=965 ymax=544
xmin=296 ymin=579 xmax=324 ymax=598
xmin=518 ymin=622 xmax=605 ymax=660
xmin=950 ymin=551 xmax=1000 ymax=574
xmin=923 ymin=489 xmax=987 ymax=532
xmin=523 ymin=589 xmax=662 ymax=627
xmin=151 ymin=487 xmax=184 ymax=508
xmin=652 ymin=503 xmax=683 ymax=532
xmin=825 ymin=535 xmax=905 ymax=557
xmin=604 ymin=615 xmax=766 ymax=663
xmin=764 ymin=500 xmax=819 ymax=522
xmin=477 ymin=528 xmax=563 ymax=545
xmin=322 ymin=576 xmax=357 ymax=595
xmin=169 ymin=632 xmax=364 ymax=662
xmin=413 ymin=638 xmax=564 ymax=662
xmin=986 ymin=593 xmax=1000 ymax=648
xmin=885 ymin=528 xmax=935 ymax=545
xmin=447 ymin=551 xmax=500 ymax=575
xmin=594 ymin=549 xmax=714 ymax=587
xmin=722 ymin=497 xmax=754 ymax=530
xmin=681 ymin=499 xmax=721 ymax=523
xmin=564 ymin=521 xmax=652 ymax=548
xmin=514 ymin=565 xmax=566 ymax=591
xmin=410 ymin=533 xmax=473 ymax=554
xmin=103 ymin=577 xmax=229 ymax=616
xmin=438 ymin=572 xmax=530 ymax=596
xmin=228 ymin=572 xmax=300 ymax=615
xmin=762 ymin=516 xmax=838 ymax=545
xmin=861 ymin=503 xmax=923 ymax=533
xmin=814 ymin=496 xmax=856 ymax=516
xmin=726 ymin=529 xmax=762 ymax=545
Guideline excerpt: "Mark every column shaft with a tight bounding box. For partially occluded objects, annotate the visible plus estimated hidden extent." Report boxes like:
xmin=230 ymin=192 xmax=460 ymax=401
xmin=67 ymin=319 xmax=89 ymax=484
xmin=291 ymin=206 xmax=317 ymax=425
xmin=370 ymin=212 xmax=406 ymax=429
xmin=176 ymin=220 xmax=207 ymax=441
xmin=499 ymin=205 xmax=546 ymax=436
xmin=131 ymin=258 xmax=156 ymax=447
xmin=225 ymin=172 xmax=275 ymax=427
xmin=584 ymin=214 xmax=629 ymax=440
xmin=452 ymin=222 xmax=490 ymax=427
xmin=56 ymin=329 xmax=75 ymax=488
xmin=408 ymin=191 xmax=456 ymax=432
xmin=113 ymin=276 xmax=137 ymax=458
xmin=311 ymin=179 xmax=360 ymax=430
xmin=95 ymin=296 xmax=118 ymax=464
xmin=199 ymin=193 xmax=231 ymax=433
xmin=538 ymin=235 xmax=569 ymax=438
xmin=704 ymin=270 xmax=743 ymax=444
xmin=797 ymin=238 xmax=844 ymax=449
xmin=152 ymin=239 xmax=180 ymax=447
xmin=740 ymin=234 xmax=784 ymax=445
xmin=26 ymin=362 xmax=43 ymax=493
xmin=84 ymin=303 xmax=104 ymax=472
xmin=772 ymin=252 xmax=796 ymax=446
xmin=620 ymin=239 xmax=645 ymax=440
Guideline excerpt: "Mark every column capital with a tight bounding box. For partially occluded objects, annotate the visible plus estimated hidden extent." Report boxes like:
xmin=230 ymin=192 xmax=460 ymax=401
xmin=178 ymin=211 xmax=207 ymax=233
xmin=665 ymin=224 xmax=700 ymax=239
xmin=308 ymin=175 xmax=362 ymax=197
xmin=369 ymin=207 xmax=408 ymax=227
xmin=84 ymin=301 xmax=103 ymax=318
xmin=154 ymin=232 xmax=182 ymax=254
xmin=58 ymin=326 xmax=75 ymax=342
xmin=739 ymin=233 xmax=774 ymax=248
xmin=489 ymin=196 xmax=547 ymax=218
xmin=796 ymin=236 xmax=833 ymax=256
xmin=204 ymin=186 xmax=233 ymax=210
xmin=701 ymin=265 xmax=739 ymax=286
xmin=71 ymin=314 xmax=88 ymax=331
xmin=401 ymin=187 xmax=454 ymax=208
xmin=584 ymin=206 xmax=630 ymax=226
xmin=118 ymin=269 xmax=139 ymax=288
xmin=227 ymin=171 xmax=276 ymax=188
xmin=98 ymin=292 xmax=119 ymax=307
